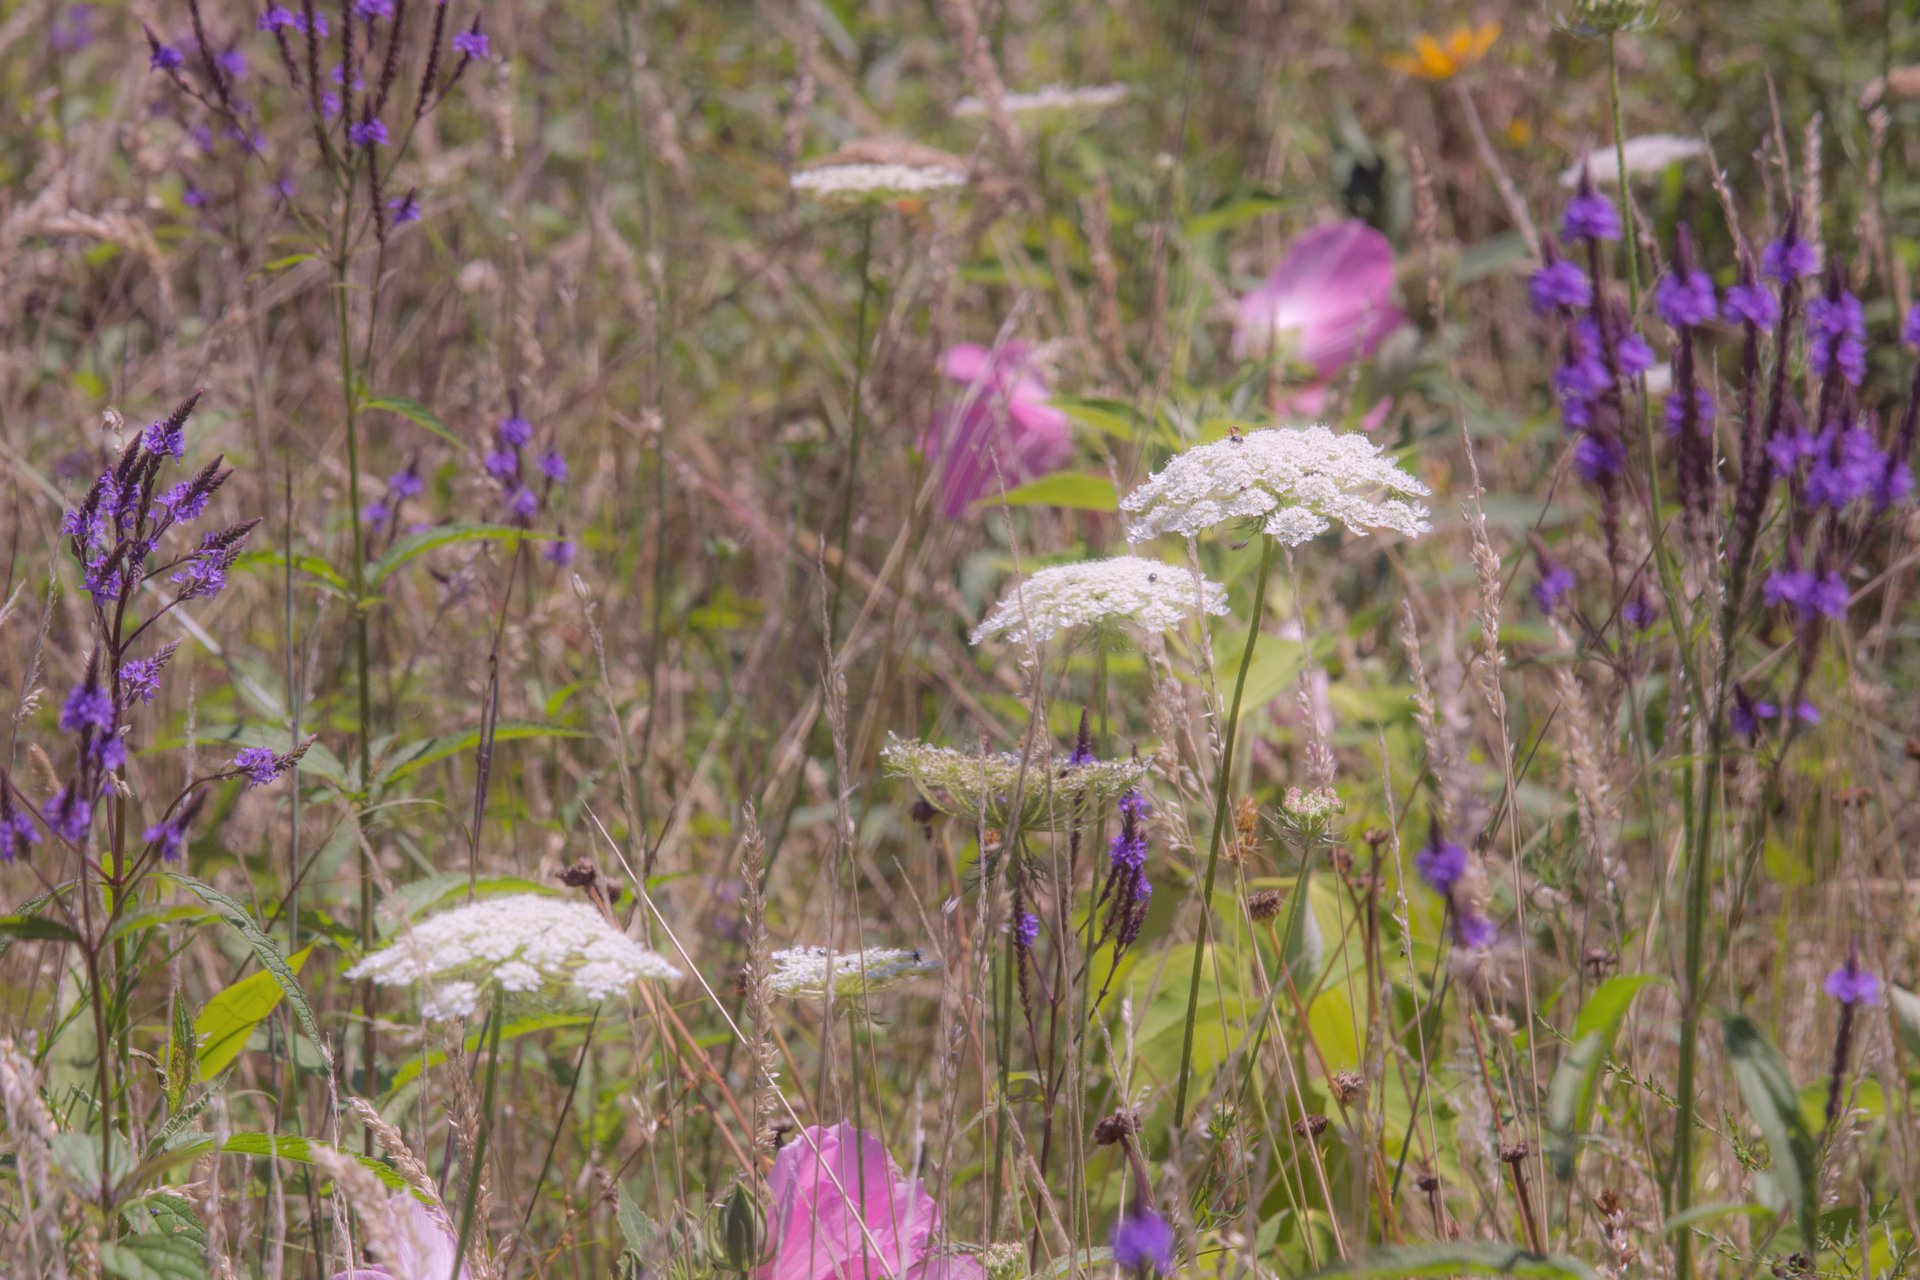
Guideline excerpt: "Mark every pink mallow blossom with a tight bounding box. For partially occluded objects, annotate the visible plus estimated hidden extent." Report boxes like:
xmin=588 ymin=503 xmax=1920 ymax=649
xmin=332 ymin=1190 xmax=467 ymax=1280
xmin=764 ymin=1122 xmax=981 ymax=1280
xmin=924 ymin=342 xmax=1072 ymax=517
xmin=1233 ymin=220 xmax=1406 ymax=424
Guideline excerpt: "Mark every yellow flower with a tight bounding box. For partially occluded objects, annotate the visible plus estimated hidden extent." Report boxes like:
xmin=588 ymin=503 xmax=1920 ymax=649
xmin=1384 ymin=21 xmax=1501 ymax=80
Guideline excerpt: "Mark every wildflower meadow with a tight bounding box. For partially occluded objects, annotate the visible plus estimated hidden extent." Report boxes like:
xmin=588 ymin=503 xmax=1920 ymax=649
xmin=6 ymin=0 xmax=1920 ymax=1277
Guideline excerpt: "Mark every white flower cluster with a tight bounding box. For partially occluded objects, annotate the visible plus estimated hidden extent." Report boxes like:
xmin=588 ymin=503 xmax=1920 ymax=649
xmin=969 ymin=555 xmax=1230 ymax=649
xmin=345 ymin=894 xmax=680 ymax=1021
xmin=767 ymin=946 xmax=940 ymax=999
xmin=1559 ymin=134 xmax=1707 ymax=187
xmin=1120 ymin=426 xmax=1431 ymax=546
xmin=881 ymin=735 xmax=1147 ymax=832
xmin=1281 ymin=786 xmax=1343 ymax=823
xmin=791 ymin=163 xmax=968 ymax=204
xmin=953 ymin=83 xmax=1129 ymax=119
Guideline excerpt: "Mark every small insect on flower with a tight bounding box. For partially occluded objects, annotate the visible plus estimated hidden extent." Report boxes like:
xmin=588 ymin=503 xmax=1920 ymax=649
xmin=1120 ymin=425 xmax=1431 ymax=546
xmin=346 ymin=893 xmax=681 ymax=1021
xmin=969 ymin=556 xmax=1230 ymax=651
xmin=766 ymin=946 xmax=940 ymax=1001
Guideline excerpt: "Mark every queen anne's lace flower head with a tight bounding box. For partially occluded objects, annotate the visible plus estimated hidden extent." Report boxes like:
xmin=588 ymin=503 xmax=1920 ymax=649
xmin=767 ymin=946 xmax=940 ymax=1000
xmin=345 ymin=894 xmax=680 ymax=1020
xmin=792 ymin=136 xmax=968 ymax=205
xmin=1558 ymin=134 xmax=1707 ymax=188
xmin=969 ymin=555 xmax=1229 ymax=650
xmin=882 ymin=736 xmax=1147 ymax=833
xmin=953 ymin=82 xmax=1129 ymax=119
xmin=1120 ymin=425 xmax=1432 ymax=546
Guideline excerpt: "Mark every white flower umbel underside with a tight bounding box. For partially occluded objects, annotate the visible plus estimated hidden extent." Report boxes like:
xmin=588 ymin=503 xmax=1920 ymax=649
xmin=969 ymin=555 xmax=1231 ymax=648
xmin=345 ymin=894 xmax=680 ymax=1020
xmin=1559 ymin=134 xmax=1707 ymax=187
xmin=790 ymin=163 xmax=967 ymax=203
xmin=768 ymin=946 xmax=940 ymax=999
xmin=1120 ymin=425 xmax=1431 ymax=546
xmin=881 ymin=736 xmax=1147 ymax=833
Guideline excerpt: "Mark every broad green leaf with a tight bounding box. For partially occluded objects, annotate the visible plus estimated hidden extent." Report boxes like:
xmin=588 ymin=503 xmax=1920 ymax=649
xmin=367 ymin=522 xmax=559 ymax=586
xmin=1307 ymin=1241 xmax=1600 ymax=1278
xmin=166 ymin=995 xmax=196 ymax=1107
xmin=364 ymin=394 xmax=464 ymax=450
xmin=126 ymin=1191 xmax=206 ymax=1247
xmin=212 ymin=1132 xmax=408 ymax=1190
xmin=163 ymin=874 xmax=328 ymax=1067
xmin=375 ymin=721 xmax=590 ymax=787
xmin=194 ymin=945 xmax=313 ymax=1080
xmin=0 ymin=882 xmax=73 ymax=962
xmin=1052 ymin=397 xmax=1137 ymax=440
xmin=100 ymin=1235 xmax=204 ymax=1280
xmin=984 ymin=471 xmax=1117 ymax=512
xmin=617 ymin=1183 xmax=656 ymax=1253
xmin=1185 ymin=191 xmax=1290 ymax=238
xmin=237 ymin=549 xmax=351 ymax=594
xmin=380 ymin=873 xmax=558 ymax=932
xmin=0 ymin=913 xmax=81 ymax=944
xmin=1547 ymin=974 xmax=1663 ymax=1178
xmin=1722 ymin=1015 xmax=1816 ymax=1244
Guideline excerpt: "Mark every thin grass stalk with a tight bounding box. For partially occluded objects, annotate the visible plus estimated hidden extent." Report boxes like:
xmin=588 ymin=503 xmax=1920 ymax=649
xmin=828 ymin=205 xmax=878 ymax=639
xmin=451 ymin=989 xmax=504 ymax=1280
xmin=1173 ymin=532 xmax=1274 ymax=1127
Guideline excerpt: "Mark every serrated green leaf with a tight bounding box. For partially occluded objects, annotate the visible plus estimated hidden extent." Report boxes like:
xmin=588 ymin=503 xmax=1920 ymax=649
xmin=1723 ymin=1014 xmax=1816 ymax=1244
xmin=1307 ymin=1241 xmax=1600 ymax=1278
xmin=100 ymin=1234 xmax=205 ymax=1280
xmin=367 ymin=522 xmax=559 ymax=586
xmin=374 ymin=721 xmax=590 ymax=787
xmin=364 ymin=395 xmax=465 ymax=450
xmin=617 ymin=1184 xmax=656 ymax=1254
xmin=162 ymin=874 xmax=329 ymax=1068
xmin=194 ymin=945 xmax=313 ymax=1081
xmin=983 ymin=471 xmax=1117 ymax=512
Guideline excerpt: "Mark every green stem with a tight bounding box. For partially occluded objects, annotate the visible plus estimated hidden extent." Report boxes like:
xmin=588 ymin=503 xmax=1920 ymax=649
xmin=1172 ymin=534 xmax=1275 ymax=1127
xmin=1606 ymin=36 xmax=1641 ymax=313
xmin=987 ymin=837 xmax=1021 ymax=1241
xmin=450 ymin=992 xmax=504 ymax=1280
xmin=827 ymin=206 xmax=877 ymax=639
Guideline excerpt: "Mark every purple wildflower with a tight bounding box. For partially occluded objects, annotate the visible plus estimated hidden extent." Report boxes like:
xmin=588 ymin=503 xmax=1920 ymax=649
xmin=1615 ymin=329 xmax=1655 ymax=378
xmin=497 ymin=415 xmax=533 ymax=447
xmin=1904 ymin=304 xmax=1920 ymax=348
xmin=170 ymin=556 xmax=228 ymax=601
xmin=1763 ymin=569 xmax=1815 ymax=611
xmin=60 ymin=681 xmax=115 ymax=736
xmin=1655 ymin=268 xmax=1717 ymax=328
xmin=483 ymin=449 xmax=518 ymax=481
xmin=1664 ymin=386 xmax=1714 ymax=436
xmin=1807 ymin=290 xmax=1867 ymax=385
xmin=1761 ymin=232 xmax=1819 ymax=284
xmin=388 ymin=192 xmax=422 ymax=225
xmin=1532 ymin=561 xmax=1575 ymax=614
xmin=160 ymin=479 xmax=212 ymax=520
xmin=1014 ymin=912 xmax=1040 ymax=949
xmin=542 ymin=538 xmax=576 ymax=567
xmin=356 ymin=0 xmax=394 ymax=17
xmin=94 ymin=735 xmax=126 ymax=771
xmin=1112 ymin=1209 xmax=1175 ymax=1275
xmin=120 ymin=657 xmax=166 ymax=705
xmin=363 ymin=500 xmax=391 ymax=525
xmin=539 ymin=450 xmax=567 ymax=483
xmin=1453 ymin=912 xmax=1498 ymax=949
xmin=1794 ymin=700 xmax=1820 ymax=725
xmin=389 ymin=469 xmax=424 ymax=499
xmin=452 ymin=27 xmax=489 ymax=59
xmin=144 ymin=417 xmax=186 ymax=458
xmin=1824 ymin=959 xmax=1881 ymax=1006
xmin=347 ymin=118 xmax=390 ymax=148
xmin=150 ymin=43 xmax=184 ymax=71
xmin=1561 ymin=191 xmax=1622 ymax=244
xmin=143 ymin=818 xmax=188 ymax=862
xmin=1722 ymin=281 xmax=1780 ymax=329
xmin=233 ymin=747 xmax=282 ymax=787
xmin=1415 ymin=825 xmax=1467 ymax=893
xmin=215 ymin=47 xmax=248 ymax=80
xmin=1730 ymin=687 xmax=1778 ymax=742
xmin=46 ymin=785 xmax=91 ymax=842
xmin=1573 ymin=434 xmax=1624 ymax=481
xmin=258 ymin=6 xmax=299 ymax=30
xmin=1530 ymin=259 xmax=1591 ymax=314
xmin=52 ymin=5 xmax=96 ymax=53
xmin=507 ymin=486 xmax=539 ymax=521
xmin=0 ymin=807 xmax=38 ymax=862
xmin=1807 ymin=572 xmax=1849 ymax=619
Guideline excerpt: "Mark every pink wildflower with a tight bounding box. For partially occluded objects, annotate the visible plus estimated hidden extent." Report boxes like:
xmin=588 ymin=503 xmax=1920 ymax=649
xmin=331 ymin=1191 xmax=467 ymax=1280
xmin=924 ymin=342 xmax=1072 ymax=517
xmin=764 ymin=1122 xmax=982 ymax=1280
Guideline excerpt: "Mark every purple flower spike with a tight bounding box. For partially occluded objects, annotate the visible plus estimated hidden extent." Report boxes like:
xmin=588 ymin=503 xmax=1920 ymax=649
xmin=1794 ymin=700 xmax=1821 ymax=725
xmin=1415 ymin=825 xmax=1467 ymax=893
xmin=1453 ymin=912 xmax=1498 ymax=949
xmin=483 ymin=449 xmax=518 ymax=481
xmin=1904 ymin=303 xmax=1920 ymax=348
xmin=120 ymin=657 xmax=166 ymax=705
xmin=0 ymin=807 xmax=40 ymax=862
xmin=60 ymin=681 xmax=115 ymax=736
xmin=258 ymin=7 xmax=299 ymax=31
xmin=347 ymin=118 xmax=390 ymax=148
xmin=1013 ymin=911 xmax=1040 ymax=949
xmin=1664 ymin=386 xmax=1714 ymax=436
xmin=1530 ymin=259 xmax=1591 ymax=314
xmin=539 ymin=450 xmax=568 ymax=483
xmin=1825 ymin=960 xmax=1881 ymax=1007
xmin=150 ymin=43 xmax=184 ymax=71
xmin=1807 ymin=291 xmax=1867 ymax=386
xmin=1561 ymin=191 xmax=1622 ymax=244
xmin=1723 ymin=280 xmax=1780 ymax=330
xmin=542 ymin=538 xmax=576 ymax=567
xmin=233 ymin=746 xmax=283 ymax=787
xmin=356 ymin=0 xmax=394 ymax=17
xmin=452 ymin=27 xmax=489 ymax=59
xmin=388 ymin=192 xmax=422 ymax=225
xmin=143 ymin=819 xmax=188 ymax=863
xmin=1655 ymin=269 xmax=1717 ymax=328
xmin=47 ymin=785 xmax=91 ymax=842
xmin=1532 ymin=562 xmax=1576 ymax=614
xmin=507 ymin=486 xmax=539 ymax=521
xmin=1113 ymin=1208 xmax=1175 ymax=1275
xmin=1761 ymin=233 xmax=1819 ymax=284
xmin=498 ymin=415 xmax=533 ymax=447
xmin=1808 ymin=572 xmax=1849 ymax=619
xmin=1573 ymin=434 xmax=1624 ymax=481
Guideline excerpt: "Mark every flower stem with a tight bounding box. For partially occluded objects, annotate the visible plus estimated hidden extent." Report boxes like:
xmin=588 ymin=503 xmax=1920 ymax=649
xmin=1606 ymin=35 xmax=1641 ymax=313
xmin=828 ymin=205 xmax=877 ymax=640
xmin=1173 ymin=533 xmax=1275 ymax=1128
xmin=451 ymin=992 xmax=504 ymax=1280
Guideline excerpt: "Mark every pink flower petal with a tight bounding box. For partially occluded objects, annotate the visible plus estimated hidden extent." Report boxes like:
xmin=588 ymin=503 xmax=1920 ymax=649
xmin=1234 ymin=220 xmax=1405 ymax=376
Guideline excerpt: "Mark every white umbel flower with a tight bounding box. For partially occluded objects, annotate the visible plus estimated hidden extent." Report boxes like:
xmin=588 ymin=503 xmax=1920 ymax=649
xmin=1120 ymin=425 xmax=1431 ymax=546
xmin=767 ymin=946 xmax=940 ymax=999
xmin=969 ymin=555 xmax=1230 ymax=649
xmin=792 ymin=163 xmax=967 ymax=203
xmin=1559 ymin=134 xmax=1707 ymax=188
xmin=953 ymin=83 xmax=1129 ymax=119
xmin=882 ymin=736 xmax=1147 ymax=832
xmin=345 ymin=894 xmax=680 ymax=1021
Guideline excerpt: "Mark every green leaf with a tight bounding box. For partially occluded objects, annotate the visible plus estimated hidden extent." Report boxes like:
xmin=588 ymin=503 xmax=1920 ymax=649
xmin=1307 ymin=1241 xmax=1601 ymax=1278
xmin=189 ymin=724 xmax=349 ymax=789
xmin=213 ymin=1132 xmax=409 ymax=1190
xmin=1184 ymin=191 xmax=1290 ymax=238
xmin=1722 ymin=1015 xmax=1816 ymax=1244
xmin=617 ymin=1183 xmax=656 ymax=1253
xmin=367 ymin=522 xmax=559 ymax=586
xmin=162 ymin=874 xmax=329 ymax=1067
xmin=1052 ymin=397 xmax=1137 ymax=440
xmin=364 ymin=395 xmax=465 ymax=450
xmin=375 ymin=721 xmax=590 ymax=787
xmin=0 ymin=882 xmax=73 ymax=962
xmin=236 ymin=549 xmax=351 ymax=595
xmin=0 ymin=913 xmax=81 ymax=944
xmin=380 ymin=873 xmax=558 ymax=932
xmin=166 ymin=994 xmax=197 ymax=1108
xmin=979 ymin=471 xmax=1117 ymax=512
xmin=100 ymin=1234 xmax=205 ymax=1280
xmin=1547 ymin=974 xmax=1663 ymax=1178
xmin=194 ymin=945 xmax=314 ymax=1081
